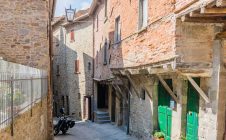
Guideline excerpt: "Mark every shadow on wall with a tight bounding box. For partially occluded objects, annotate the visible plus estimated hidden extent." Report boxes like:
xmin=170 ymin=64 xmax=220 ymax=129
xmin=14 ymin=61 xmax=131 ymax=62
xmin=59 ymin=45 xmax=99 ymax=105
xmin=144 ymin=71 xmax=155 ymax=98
xmin=52 ymin=27 xmax=80 ymax=118
xmin=52 ymin=25 xmax=94 ymax=120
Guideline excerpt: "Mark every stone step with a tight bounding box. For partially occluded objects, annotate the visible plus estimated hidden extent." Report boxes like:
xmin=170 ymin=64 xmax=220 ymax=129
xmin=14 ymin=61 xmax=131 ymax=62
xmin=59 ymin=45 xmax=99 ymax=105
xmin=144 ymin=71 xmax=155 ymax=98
xmin=96 ymin=116 xmax=110 ymax=120
xmin=94 ymin=111 xmax=109 ymax=116
xmin=96 ymin=119 xmax=111 ymax=124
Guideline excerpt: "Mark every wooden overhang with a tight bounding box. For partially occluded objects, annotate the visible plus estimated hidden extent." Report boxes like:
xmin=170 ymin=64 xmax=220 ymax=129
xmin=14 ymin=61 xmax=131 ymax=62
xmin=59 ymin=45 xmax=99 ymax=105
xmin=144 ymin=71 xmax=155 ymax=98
xmin=177 ymin=0 xmax=226 ymax=23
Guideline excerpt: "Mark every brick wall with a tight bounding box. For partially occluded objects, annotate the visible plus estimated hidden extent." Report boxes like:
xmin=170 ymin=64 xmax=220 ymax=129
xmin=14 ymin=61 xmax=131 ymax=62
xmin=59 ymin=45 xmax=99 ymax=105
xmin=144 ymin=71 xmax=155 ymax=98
xmin=109 ymin=0 xmax=176 ymax=69
xmin=0 ymin=0 xmax=53 ymax=139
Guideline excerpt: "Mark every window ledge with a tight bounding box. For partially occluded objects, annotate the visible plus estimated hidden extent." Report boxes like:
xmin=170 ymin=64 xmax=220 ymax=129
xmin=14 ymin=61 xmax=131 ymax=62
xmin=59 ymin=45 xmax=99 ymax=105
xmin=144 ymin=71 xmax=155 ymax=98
xmin=74 ymin=72 xmax=81 ymax=74
xmin=137 ymin=26 xmax=147 ymax=34
xmin=104 ymin=17 xmax=108 ymax=23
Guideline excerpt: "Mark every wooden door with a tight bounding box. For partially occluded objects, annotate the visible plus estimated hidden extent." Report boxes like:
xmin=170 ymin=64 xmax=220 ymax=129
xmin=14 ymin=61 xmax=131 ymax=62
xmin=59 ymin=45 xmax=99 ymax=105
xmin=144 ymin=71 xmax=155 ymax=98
xmin=186 ymin=78 xmax=200 ymax=140
xmin=158 ymin=79 xmax=173 ymax=140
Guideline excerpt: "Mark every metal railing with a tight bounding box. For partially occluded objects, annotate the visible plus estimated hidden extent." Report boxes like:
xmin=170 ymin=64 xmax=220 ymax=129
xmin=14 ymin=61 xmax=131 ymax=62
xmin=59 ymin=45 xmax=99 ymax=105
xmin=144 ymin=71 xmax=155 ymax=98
xmin=0 ymin=59 xmax=48 ymax=135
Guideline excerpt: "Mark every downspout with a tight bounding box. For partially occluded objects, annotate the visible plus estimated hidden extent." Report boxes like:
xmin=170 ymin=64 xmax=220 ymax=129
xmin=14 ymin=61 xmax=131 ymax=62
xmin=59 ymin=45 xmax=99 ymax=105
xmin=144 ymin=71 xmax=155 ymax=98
xmin=127 ymin=83 xmax=131 ymax=135
xmin=48 ymin=0 xmax=54 ymax=139
xmin=92 ymin=15 xmax=95 ymax=122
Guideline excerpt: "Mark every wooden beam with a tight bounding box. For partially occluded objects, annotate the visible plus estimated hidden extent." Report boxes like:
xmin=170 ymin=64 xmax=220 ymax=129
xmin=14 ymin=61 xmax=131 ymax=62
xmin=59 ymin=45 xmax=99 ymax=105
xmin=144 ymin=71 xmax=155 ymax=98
xmin=186 ymin=76 xmax=210 ymax=103
xmin=189 ymin=11 xmax=226 ymax=17
xmin=216 ymin=0 xmax=226 ymax=7
xmin=201 ymin=7 xmax=226 ymax=14
xmin=125 ymin=74 xmax=140 ymax=98
xmin=175 ymin=0 xmax=199 ymax=14
xmin=216 ymin=31 xmax=226 ymax=39
xmin=112 ymin=84 xmax=122 ymax=100
xmin=181 ymin=15 xmax=226 ymax=23
xmin=157 ymin=74 xmax=179 ymax=103
xmin=115 ymin=84 xmax=129 ymax=104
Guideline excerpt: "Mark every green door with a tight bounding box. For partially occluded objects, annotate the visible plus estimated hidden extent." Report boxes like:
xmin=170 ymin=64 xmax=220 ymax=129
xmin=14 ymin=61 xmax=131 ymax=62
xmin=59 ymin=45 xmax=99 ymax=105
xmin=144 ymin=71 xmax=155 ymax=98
xmin=158 ymin=79 xmax=172 ymax=140
xmin=186 ymin=78 xmax=200 ymax=140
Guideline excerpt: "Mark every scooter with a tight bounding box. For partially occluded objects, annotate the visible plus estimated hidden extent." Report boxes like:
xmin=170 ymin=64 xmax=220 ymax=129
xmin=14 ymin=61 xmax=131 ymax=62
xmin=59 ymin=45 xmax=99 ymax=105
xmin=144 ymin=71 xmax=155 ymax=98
xmin=54 ymin=108 xmax=75 ymax=136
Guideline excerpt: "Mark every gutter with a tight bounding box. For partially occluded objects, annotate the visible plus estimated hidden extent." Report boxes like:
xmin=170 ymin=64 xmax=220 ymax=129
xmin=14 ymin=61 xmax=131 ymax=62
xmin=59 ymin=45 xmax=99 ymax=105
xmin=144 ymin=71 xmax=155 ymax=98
xmin=92 ymin=15 xmax=95 ymax=122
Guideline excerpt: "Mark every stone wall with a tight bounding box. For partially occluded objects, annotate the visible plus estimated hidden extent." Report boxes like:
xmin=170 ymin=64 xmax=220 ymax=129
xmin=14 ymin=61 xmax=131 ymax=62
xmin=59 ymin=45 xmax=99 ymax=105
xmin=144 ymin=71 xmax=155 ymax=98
xmin=0 ymin=0 xmax=53 ymax=139
xmin=0 ymin=98 xmax=48 ymax=140
xmin=52 ymin=16 xmax=93 ymax=120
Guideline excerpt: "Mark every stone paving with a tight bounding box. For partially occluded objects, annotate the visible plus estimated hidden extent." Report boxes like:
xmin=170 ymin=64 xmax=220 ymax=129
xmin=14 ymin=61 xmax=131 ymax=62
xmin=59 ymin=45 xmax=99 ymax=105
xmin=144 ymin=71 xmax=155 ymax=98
xmin=54 ymin=121 xmax=138 ymax=140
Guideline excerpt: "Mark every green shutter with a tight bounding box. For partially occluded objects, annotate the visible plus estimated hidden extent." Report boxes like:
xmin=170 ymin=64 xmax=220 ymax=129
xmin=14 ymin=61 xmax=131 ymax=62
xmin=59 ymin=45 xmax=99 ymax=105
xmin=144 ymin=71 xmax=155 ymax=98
xmin=186 ymin=78 xmax=200 ymax=140
xmin=158 ymin=79 xmax=173 ymax=140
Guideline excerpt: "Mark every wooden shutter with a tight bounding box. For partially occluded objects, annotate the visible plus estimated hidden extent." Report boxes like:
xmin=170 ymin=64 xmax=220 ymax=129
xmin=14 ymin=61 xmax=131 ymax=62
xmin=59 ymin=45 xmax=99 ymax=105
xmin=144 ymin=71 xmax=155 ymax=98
xmin=75 ymin=59 xmax=80 ymax=73
xmin=70 ymin=30 xmax=74 ymax=41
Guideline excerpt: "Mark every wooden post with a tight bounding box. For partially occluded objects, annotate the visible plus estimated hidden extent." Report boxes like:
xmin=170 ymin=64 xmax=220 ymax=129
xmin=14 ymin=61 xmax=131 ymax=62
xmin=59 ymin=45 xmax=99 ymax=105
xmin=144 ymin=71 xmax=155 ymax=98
xmin=186 ymin=76 xmax=210 ymax=103
xmin=125 ymin=74 xmax=140 ymax=98
xmin=157 ymin=74 xmax=179 ymax=103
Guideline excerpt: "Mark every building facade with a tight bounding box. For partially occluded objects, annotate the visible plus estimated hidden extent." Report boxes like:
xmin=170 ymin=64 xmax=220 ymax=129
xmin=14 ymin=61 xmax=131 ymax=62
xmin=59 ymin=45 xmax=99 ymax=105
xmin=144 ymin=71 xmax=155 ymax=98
xmin=52 ymin=0 xmax=226 ymax=139
xmin=108 ymin=0 xmax=226 ymax=140
xmin=0 ymin=0 xmax=56 ymax=139
xmin=52 ymin=9 xmax=94 ymax=120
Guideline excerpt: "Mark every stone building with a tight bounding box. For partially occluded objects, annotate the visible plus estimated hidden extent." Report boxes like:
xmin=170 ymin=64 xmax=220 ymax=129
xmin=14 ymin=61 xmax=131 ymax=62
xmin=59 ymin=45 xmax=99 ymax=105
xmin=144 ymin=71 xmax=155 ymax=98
xmin=107 ymin=0 xmax=226 ymax=140
xmin=52 ymin=9 xmax=94 ymax=120
xmin=88 ymin=0 xmax=130 ymax=132
xmin=0 ymin=0 xmax=56 ymax=140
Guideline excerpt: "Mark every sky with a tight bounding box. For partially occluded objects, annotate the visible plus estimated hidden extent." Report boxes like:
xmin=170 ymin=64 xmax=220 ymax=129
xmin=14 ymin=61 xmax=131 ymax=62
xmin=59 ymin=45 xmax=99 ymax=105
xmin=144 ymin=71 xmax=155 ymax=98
xmin=55 ymin=0 xmax=92 ymax=17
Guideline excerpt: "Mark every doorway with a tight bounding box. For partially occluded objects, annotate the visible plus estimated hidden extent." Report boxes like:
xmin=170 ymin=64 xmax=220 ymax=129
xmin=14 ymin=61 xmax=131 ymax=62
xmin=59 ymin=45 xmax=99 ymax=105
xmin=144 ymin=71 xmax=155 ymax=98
xmin=158 ymin=79 xmax=173 ymax=140
xmin=84 ymin=96 xmax=91 ymax=120
xmin=97 ymin=84 xmax=109 ymax=109
xmin=186 ymin=78 xmax=200 ymax=140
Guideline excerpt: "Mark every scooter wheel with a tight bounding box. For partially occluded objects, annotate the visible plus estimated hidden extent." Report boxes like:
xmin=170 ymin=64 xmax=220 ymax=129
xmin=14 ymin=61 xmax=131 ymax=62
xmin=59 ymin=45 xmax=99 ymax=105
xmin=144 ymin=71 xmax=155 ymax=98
xmin=62 ymin=130 xmax=67 ymax=135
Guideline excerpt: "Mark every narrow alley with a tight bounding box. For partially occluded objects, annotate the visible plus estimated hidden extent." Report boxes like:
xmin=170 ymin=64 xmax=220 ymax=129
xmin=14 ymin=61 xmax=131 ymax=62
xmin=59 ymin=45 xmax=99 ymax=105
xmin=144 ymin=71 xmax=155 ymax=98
xmin=54 ymin=121 xmax=138 ymax=140
xmin=1 ymin=0 xmax=226 ymax=140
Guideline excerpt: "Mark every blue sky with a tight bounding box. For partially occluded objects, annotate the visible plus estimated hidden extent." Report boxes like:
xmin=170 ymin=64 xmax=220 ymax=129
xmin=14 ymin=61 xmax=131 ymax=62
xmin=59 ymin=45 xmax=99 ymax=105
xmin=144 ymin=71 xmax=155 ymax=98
xmin=55 ymin=0 xmax=92 ymax=17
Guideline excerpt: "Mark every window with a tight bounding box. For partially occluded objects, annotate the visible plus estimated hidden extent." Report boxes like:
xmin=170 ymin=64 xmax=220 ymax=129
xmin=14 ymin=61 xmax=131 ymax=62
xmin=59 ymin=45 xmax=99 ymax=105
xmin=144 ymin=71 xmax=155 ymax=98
xmin=56 ymin=35 xmax=59 ymax=47
xmin=139 ymin=0 xmax=148 ymax=29
xmin=62 ymin=96 xmax=65 ymax=107
xmin=96 ymin=15 xmax=99 ymax=31
xmin=103 ymin=40 xmax=108 ymax=65
xmin=105 ymin=0 xmax=108 ymax=18
xmin=70 ymin=30 xmax=74 ymax=41
xmin=140 ymin=89 xmax=146 ymax=100
xmin=88 ymin=62 xmax=91 ymax=70
xmin=75 ymin=59 xmax=80 ymax=73
xmin=56 ymin=65 xmax=60 ymax=76
xmin=114 ymin=16 xmax=121 ymax=43
xmin=78 ymin=93 xmax=81 ymax=99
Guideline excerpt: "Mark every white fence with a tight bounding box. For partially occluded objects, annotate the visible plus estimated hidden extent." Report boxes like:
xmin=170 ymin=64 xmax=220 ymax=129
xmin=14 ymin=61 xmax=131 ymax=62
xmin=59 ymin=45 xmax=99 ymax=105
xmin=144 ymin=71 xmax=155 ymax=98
xmin=0 ymin=59 xmax=48 ymax=134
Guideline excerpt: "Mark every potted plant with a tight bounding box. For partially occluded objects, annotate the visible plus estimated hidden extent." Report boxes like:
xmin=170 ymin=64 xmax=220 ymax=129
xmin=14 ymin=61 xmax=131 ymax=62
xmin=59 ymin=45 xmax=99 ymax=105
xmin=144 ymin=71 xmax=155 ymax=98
xmin=153 ymin=131 xmax=165 ymax=140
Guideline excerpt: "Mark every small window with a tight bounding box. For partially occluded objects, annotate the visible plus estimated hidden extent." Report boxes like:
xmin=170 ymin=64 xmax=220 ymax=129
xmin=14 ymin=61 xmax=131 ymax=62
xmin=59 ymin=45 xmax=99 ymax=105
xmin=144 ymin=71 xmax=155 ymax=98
xmin=96 ymin=51 xmax=99 ymax=68
xmin=56 ymin=35 xmax=59 ymax=46
xmin=62 ymin=96 xmax=65 ymax=107
xmin=88 ymin=62 xmax=91 ymax=70
xmin=103 ymin=40 xmax=108 ymax=65
xmin=75 ymin=59 xmax=80 ymax=73
xmin=96 ymin=15 xmax=99 ymax=31
xmin=57 ymin=65 xmax=60 ymax=76
xmin=78 ymin=93 xmax=81 ymax=99
xmin=70 ymin=30 xmax=75 ymax=41
xmin=114 ymin=16 xmax=121 ymax=43
xmin=105 ymin=0 xmax=108 ymax=18
xmin=139 ymin=0 xmax=148 ymax=29
xmin=140 ymin=88 xmax=146 ymax=100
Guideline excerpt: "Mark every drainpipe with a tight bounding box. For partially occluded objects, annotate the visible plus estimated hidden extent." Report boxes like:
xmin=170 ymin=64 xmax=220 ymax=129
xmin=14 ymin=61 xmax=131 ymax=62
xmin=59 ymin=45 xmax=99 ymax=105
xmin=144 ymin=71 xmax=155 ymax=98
xmin=127 ymin=83 xmax=131 ymax=135
xmin=92 ymin=16 xmax=95 ymax=122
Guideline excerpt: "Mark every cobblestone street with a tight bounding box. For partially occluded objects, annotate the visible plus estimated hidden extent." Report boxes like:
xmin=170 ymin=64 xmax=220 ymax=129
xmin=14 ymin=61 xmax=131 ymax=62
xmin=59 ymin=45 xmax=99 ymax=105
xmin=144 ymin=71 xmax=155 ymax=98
xmin=54 ymin=121 xmax=138 ymax=140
